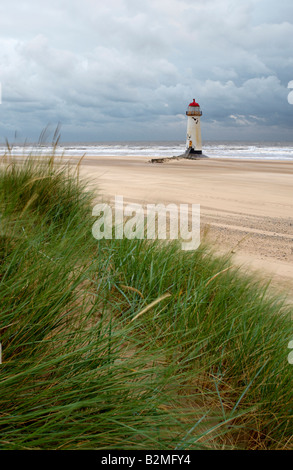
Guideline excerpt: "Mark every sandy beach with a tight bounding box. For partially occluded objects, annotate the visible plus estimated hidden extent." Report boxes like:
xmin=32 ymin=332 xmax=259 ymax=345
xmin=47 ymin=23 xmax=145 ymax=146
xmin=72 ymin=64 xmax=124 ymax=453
xmin=77 ymin=155 xmax=293 ymax=296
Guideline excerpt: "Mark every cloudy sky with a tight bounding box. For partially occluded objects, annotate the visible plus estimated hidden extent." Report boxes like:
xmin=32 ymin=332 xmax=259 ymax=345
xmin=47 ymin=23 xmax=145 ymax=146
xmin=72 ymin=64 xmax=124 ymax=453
xmin=1 ymin=0 xmax=293 ymax=142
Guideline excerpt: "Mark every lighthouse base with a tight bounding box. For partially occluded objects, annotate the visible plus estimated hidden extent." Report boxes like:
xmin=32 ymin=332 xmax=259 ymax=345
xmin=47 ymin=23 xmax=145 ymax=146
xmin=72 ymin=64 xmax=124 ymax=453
xmin=184 ymin=148 xmax=207 ymax=159
xmin=149 ymin=148 xmax=208 ymax=164
xmin=186 ymin=149 xmax=202 ymax=155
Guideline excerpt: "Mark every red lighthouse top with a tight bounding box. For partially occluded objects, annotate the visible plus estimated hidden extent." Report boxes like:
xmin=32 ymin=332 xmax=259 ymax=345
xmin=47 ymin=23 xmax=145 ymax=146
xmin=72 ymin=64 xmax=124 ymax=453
xmin=186 ymin=99 xmax=202 ymax=116
xmin=188 ymin=99 xmax=200 ymax=107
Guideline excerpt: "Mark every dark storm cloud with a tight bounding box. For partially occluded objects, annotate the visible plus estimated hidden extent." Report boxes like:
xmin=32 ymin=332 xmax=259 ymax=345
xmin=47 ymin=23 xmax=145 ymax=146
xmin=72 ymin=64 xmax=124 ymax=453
xmin=0 ymin=0 xmax=293 ymax=141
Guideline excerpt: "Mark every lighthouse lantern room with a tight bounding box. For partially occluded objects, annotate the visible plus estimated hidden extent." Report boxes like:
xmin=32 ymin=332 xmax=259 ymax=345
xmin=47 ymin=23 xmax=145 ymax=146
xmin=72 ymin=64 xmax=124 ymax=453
xmin=186 ymin=99 xmax=202 ymax=155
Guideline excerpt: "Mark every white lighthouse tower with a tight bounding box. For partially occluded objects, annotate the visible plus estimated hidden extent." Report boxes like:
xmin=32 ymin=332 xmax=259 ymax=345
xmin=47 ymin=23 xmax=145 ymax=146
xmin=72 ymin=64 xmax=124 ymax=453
xmin=186 ymin=99 xmax=202 ymax=155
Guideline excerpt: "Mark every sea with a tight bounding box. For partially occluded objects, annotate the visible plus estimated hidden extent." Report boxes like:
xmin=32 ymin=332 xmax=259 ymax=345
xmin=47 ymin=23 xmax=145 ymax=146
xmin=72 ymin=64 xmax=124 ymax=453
xmin=1 ymin=141 xmax=293 ymax=161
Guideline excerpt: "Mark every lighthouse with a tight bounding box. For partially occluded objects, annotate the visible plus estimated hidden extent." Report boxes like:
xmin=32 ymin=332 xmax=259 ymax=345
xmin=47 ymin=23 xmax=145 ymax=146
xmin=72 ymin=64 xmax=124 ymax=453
xmin=186 ymin=99 xmax=202 ymax=155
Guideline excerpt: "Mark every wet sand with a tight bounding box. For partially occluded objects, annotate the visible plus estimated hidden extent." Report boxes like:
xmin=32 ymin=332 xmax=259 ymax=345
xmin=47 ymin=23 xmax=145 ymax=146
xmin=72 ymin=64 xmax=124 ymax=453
xmin=76 ymin=155 xmax=293 ymax=297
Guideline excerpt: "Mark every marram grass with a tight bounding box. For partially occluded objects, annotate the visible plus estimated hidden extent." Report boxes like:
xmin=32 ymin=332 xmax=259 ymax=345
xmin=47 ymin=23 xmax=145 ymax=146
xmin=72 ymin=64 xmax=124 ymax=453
xmin=0 ymin=154 xmax=292 ymax=450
